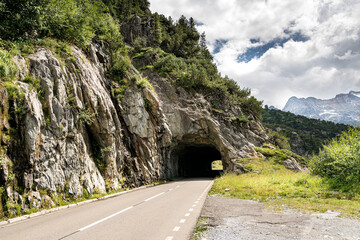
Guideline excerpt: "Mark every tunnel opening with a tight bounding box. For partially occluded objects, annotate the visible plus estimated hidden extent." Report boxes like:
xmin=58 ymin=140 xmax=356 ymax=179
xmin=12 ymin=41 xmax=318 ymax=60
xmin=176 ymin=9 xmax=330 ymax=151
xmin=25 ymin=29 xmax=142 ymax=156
xmin=169 ymin=144 xmax=223 ymax=178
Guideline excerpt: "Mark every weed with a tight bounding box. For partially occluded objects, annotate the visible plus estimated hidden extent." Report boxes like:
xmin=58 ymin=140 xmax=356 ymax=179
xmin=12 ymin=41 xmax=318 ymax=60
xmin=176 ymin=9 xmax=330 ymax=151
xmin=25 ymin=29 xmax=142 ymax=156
xmin=136 ymin=76 xmax=153 ymax=90
xmin=230 ymin=115 xmax=249 ymax=124
xmin=192 ymin=217 xmax=209 ymax=240
xmin=78 ymin=108 xmax=96 ymax=126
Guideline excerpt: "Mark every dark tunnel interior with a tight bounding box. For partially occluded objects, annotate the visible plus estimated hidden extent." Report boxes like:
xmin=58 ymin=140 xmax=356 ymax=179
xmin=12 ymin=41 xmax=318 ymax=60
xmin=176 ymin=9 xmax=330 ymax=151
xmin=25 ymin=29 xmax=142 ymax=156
xmin=171 ymin=144 xmax=223 ymax=178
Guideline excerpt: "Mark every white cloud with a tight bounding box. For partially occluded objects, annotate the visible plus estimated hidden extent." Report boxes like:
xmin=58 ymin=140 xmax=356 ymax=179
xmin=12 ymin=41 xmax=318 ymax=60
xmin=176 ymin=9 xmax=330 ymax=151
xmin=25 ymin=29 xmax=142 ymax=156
xmin=149 ymin=0 xmax=360 ymax=108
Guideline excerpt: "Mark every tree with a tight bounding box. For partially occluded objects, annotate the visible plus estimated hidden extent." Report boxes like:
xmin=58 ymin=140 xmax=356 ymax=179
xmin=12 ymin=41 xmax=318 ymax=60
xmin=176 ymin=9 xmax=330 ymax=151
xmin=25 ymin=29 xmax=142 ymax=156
xmin=0 ymin=0 xmax=47 ymax=40
xmin=200 ymin=32 xmax=212 ymax=60
xmin=153 ymin=13 xmax=162 ymax=46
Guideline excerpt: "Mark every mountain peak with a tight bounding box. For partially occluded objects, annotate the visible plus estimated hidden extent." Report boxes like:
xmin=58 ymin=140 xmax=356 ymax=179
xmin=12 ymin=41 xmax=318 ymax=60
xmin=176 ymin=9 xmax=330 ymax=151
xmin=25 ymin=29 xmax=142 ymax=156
xmin=283 ymin=91 xmax=360 ymax=125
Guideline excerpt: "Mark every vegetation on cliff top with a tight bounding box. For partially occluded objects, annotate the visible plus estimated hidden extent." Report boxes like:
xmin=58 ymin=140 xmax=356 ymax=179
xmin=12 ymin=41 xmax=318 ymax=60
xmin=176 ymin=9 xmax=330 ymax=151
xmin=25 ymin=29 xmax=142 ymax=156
xmin=0 ymin=0 xmax=263 ymax=119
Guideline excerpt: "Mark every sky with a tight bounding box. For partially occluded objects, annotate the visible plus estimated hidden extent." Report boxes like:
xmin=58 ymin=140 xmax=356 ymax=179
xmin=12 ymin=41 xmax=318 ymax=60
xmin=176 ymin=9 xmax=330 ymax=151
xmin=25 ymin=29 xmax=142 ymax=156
xmin=149 ymin=0 xmax=360 ymax=109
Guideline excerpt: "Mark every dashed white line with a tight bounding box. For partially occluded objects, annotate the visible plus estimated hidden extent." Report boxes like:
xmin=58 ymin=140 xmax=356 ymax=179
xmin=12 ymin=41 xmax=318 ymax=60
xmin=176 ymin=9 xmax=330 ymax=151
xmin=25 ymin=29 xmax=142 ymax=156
xmin=144 ymin=192 xmax=165 ymax=202
xmin=165 ymin=236 xmax=174 ymax=240
xmin=79 ymin=206 xmax=133 ymax=231
xmin=173 ymin=226 xmax=180 ymax=232
xmin=180 ymin=219 xmax=186 ymax=223
xmin=192 ymin=204 xmax=196 ymax=207
xmin=169 ymin=188 xmax=173 ymax=191
xmin=189 ymin=208 xmax=194 ymax=212
xmin=185 ymin=213 xmax=190 ymax=217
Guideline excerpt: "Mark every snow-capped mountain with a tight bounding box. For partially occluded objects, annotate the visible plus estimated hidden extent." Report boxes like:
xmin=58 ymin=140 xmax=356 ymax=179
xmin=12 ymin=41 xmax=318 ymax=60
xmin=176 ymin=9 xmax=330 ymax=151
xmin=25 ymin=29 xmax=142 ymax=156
xmin=283 ymin=91 xmax=360 ymax=126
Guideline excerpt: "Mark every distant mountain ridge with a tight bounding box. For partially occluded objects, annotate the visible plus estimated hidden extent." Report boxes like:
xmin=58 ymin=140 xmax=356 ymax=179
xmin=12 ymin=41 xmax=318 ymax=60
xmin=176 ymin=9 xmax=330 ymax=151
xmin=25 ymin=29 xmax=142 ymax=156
xmin=283 ymin=91 xmax=360 ymax=125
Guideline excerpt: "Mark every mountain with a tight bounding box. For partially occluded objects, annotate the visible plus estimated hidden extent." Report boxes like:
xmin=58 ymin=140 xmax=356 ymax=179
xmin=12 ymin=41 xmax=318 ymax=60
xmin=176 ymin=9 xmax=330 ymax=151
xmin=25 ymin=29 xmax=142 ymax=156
xmin=262 ymin=107 xmax=349 ymax=156
xmin=283 ymin=91 xmax=360 ymax=125
xmin=0 ymin=0 xmax=275 ymax=218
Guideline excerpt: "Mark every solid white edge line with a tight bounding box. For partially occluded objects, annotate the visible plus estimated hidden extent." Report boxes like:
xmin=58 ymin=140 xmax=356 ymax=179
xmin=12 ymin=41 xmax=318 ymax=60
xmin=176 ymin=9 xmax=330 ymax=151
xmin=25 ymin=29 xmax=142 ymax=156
xmin=144 ymin=192 xmax=165 ymax=202
xmin=79 ymin=206 xmax=133 ymax=231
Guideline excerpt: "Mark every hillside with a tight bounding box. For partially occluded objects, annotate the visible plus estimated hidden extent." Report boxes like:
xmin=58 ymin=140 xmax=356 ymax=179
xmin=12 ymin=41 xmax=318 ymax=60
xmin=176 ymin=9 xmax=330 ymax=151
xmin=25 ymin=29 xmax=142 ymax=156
xmin=283 ymin=91 xmax=360 ymax=126
xmin=0 ymin=0 xmax=273 ymax=218
xmin=262 ymin=106 xmax=349 ymax=155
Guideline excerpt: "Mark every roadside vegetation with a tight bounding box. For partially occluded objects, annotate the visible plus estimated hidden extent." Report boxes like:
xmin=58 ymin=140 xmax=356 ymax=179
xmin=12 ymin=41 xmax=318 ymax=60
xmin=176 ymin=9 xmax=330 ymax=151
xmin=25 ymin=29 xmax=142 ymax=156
xmin=211 ymin=127 xmax=360 ymax=218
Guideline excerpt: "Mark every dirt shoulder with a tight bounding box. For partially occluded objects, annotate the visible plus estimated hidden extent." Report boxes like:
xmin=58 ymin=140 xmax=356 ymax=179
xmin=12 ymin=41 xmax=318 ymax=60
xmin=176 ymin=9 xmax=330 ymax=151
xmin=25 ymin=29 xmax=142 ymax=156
xmin=196 ymin=195 xmax=360 ymax=240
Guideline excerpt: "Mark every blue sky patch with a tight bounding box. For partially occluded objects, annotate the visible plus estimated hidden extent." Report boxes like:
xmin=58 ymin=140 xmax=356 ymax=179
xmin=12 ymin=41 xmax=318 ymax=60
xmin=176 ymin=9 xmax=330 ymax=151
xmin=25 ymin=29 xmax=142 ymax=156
xmin=237 ymin=32 xmax=309 ymax=63
xmin=212 ymin=39 xmax=229 ymax=54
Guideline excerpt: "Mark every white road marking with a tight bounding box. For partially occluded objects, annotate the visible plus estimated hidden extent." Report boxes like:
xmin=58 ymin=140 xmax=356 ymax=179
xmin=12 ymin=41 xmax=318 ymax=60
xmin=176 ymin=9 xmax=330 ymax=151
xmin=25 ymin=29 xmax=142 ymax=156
xmin=185 ymin=213 xmax=190 ymax=217
xmin=78 ymin=190 xmax=169 ymax=232
xmin=176 ymin=185 xmax=180 ymax=188
xmin=173 ymin=226 xmax=180 ymax=232
xmin=192 ymin=204 xmax=196 ymax=207
xmin=180 ymin=219 xmax=186 ymax=223
xmin=169 ymin=188 xmax=173 ymax=191
xmin=79 ymin=206 xmax=133 ymax=231
xmin=195 ymin=201 xmax=199 ymax=204
xmin=165 ymin=237 xmax=173 ymax=240
xmin=144 ymin=192 xmax=165 ymax=202
xmin=189 ymin=208 xmax=194 ymax=212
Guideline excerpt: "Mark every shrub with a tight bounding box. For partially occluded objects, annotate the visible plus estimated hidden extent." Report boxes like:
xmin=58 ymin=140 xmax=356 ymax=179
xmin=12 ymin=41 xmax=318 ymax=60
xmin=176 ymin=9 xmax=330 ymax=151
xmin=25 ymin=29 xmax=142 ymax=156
xmin=0 ymin=48 xmax=17 ymax=81
xmin=111 ymin=56 xmax=130 ymax=82
xmin=310 ymin=127 xmax=360 ymax=189
xmin=230 ymin=115 xmax=249 ymax=125
xmin=135 ymin=76 xmax=153 ymax=89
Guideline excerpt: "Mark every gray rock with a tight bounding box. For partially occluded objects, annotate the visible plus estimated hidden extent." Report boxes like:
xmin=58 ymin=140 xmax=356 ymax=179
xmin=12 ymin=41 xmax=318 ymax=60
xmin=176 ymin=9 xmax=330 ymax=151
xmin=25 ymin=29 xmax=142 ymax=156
xmin=0 ymin=43 xmax=282 ymax=213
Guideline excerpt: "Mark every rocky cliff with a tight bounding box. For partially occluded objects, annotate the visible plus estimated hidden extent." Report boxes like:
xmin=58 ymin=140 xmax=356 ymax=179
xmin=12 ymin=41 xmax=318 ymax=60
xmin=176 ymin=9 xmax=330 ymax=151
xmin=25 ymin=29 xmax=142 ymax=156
xmin=283 ymin=91 xmax=360 ymax=125
xmin=0 ymin=43 xmax=270 ymax=217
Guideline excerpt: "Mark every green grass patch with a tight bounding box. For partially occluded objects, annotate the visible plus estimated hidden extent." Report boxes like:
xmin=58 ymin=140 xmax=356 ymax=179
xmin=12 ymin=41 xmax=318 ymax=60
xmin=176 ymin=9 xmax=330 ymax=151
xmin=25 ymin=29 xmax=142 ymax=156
xmin=191 ymin=217 xmax=209 ymax=240
xmin=211 ymin=158 xmax=360 ymax=218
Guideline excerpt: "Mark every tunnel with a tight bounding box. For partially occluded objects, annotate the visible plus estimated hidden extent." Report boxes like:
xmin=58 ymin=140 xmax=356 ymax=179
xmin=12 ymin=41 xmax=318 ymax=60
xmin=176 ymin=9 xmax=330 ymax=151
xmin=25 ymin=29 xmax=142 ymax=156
xmin=169 ymin=144 xmax=223 ymax=178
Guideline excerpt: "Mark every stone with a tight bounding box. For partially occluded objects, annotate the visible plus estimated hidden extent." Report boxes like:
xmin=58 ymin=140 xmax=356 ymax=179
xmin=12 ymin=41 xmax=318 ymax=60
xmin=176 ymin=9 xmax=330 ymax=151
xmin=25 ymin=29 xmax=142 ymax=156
xmin=283 ymin=158 xmax=304 ymax=172
xmin=0 ymin=42 xmax=291 ymax=213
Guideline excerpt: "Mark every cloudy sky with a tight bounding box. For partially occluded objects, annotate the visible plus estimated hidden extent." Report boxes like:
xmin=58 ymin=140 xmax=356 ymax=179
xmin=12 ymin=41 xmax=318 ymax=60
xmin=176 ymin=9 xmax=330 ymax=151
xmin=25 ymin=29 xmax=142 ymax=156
xmin=149 ymin=0 xmax=360 ymax=108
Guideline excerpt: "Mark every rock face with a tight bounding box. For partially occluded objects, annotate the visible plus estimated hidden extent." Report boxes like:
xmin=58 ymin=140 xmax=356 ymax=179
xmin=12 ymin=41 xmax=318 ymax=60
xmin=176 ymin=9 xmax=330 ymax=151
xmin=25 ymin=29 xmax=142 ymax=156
xmin=283 ymin=91 xmax=360 ymax=125
xmin=0 ymin=44 xmax=270 ymax=216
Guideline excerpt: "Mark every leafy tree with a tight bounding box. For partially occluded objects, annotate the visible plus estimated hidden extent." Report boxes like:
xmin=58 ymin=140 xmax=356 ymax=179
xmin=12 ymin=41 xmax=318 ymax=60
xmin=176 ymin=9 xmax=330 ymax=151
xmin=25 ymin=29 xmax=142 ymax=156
xmin=43 ymin=0 xmax=121 ymax=48
xmin=0 ymin=0 xmax=47 ymax=40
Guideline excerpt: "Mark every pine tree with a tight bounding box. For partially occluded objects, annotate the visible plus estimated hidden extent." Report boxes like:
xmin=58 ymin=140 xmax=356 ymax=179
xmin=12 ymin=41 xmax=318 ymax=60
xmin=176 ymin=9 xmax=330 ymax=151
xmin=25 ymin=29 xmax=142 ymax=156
xmin=200 ymin=32 xmax=213 ymax=60
xmin=153 ymin=12 xmax=162 ymax=46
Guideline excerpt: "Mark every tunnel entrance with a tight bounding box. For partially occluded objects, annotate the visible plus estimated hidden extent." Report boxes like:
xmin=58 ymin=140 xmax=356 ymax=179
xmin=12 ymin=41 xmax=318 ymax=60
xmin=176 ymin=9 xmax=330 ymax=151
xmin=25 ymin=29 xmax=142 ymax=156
xmin=169 ymin=144 xmax=223 ymax=178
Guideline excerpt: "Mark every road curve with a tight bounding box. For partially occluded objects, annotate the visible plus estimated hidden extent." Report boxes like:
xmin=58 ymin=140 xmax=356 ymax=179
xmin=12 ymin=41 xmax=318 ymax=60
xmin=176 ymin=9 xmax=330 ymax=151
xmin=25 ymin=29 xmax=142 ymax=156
xmin=0 ymin=178 xmax=213 ymax=240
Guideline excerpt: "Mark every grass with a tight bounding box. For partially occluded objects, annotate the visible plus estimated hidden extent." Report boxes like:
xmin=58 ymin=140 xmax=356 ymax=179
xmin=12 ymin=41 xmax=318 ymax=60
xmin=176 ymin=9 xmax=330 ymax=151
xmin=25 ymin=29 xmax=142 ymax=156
xmin=211 ymin=160 xmax=223 ymax=170
xmin=210 ymin=157 xmax=360 ymax=218
xmin=191 ymin=217 xmax=209 ymax=240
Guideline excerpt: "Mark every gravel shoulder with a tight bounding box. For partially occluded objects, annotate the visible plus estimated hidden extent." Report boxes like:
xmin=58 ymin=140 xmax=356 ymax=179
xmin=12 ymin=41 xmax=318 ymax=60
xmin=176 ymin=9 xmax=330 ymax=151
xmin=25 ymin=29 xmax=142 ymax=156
xmin=197 ymin=195 xmax=360 ymax=240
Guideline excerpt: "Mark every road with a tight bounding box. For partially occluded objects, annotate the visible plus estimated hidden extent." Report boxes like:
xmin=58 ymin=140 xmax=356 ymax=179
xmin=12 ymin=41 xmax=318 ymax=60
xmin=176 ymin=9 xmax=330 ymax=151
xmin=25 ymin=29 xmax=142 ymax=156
xmin=0 ymin=178 xmax=213 ymax=240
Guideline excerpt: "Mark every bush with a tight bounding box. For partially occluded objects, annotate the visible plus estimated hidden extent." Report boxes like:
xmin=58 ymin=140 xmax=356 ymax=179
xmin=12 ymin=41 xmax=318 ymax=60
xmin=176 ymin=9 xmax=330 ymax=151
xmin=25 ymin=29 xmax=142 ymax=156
xmin=0 ymin=48 xmax=17 ymax=81
xmin=111 ymin=56 xmax=130 ymax=82
xmin=0 ymin=0 xmax=46 ymax=40
xmin=310 ymin=127 xmax=360 ymax=189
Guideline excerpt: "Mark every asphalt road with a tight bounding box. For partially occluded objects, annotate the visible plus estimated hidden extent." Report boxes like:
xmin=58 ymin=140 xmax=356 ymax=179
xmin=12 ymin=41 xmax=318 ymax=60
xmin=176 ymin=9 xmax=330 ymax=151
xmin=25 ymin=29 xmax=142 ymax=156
xmin=0 ymin=178 xmax=213 ymax=240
